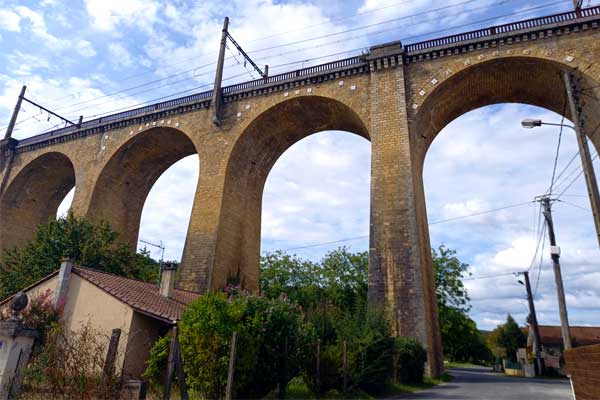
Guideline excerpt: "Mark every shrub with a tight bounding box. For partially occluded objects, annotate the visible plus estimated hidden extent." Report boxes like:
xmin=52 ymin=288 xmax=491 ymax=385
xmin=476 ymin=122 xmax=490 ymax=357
xmin=142 ymin=335 xmax=170 ymax=391
xmin=302 ymin=307 xmax=396 ymax=395
xmin=22 ymin=322 xmax=121 ymax=399
xmin=145 ymin=290 xmax=310 ymax=399
xmin=1 ymin=289 xmax=62 ymax=346
xmin=394 ymin=337 xmax=427 ymax=384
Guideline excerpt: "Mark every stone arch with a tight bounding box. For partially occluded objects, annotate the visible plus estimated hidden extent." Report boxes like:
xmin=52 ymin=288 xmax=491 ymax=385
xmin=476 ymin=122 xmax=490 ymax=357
xmin=413 ymin=56 xmax=600 ymax=165
xmin=215 ymin=95 xmax=369 ymax=290
xmin=86 ymin=127 xmax=198 ymax=248
xmin=0 ymin=152 xmax=76 ymax=250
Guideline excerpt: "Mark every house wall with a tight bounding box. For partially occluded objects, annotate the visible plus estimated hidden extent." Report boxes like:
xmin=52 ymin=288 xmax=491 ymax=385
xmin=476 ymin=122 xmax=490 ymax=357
xmin=565 ymin=344 xmax=600 ymax=400
xmin=122 ymin=311 xmax=169 ymax=380
xmin=19 ymin=274 xmax=135 ymax=373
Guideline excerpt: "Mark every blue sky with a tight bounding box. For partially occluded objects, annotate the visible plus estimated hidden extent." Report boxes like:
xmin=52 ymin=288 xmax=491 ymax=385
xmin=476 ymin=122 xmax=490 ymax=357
xmin=1 ymin=0 xmax=600 ymax=330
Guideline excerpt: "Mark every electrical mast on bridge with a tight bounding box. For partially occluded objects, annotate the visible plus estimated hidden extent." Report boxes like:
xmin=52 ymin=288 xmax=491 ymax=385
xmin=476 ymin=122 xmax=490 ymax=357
xmin=211 ymin=17 xmax=269 ymax=126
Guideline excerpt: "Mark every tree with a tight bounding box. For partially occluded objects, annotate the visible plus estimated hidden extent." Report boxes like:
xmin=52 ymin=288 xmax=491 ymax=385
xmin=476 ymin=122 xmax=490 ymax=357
xmin=260 ymin=245 xmax=492 ymax=364
xmin=490 ymin=314 xmax=527 ymax=362
xmin=432 ymin=245 xmax=471 ymax=311
xmin=259 ymin=247 xmax=368 ymax=312
xmin=439 ymin=305 xmax=491 ymax=363
xmin=0 ymin=212 xmax=159 ymax=299
xmin=432 ymin=245 xmax=492 ymax=363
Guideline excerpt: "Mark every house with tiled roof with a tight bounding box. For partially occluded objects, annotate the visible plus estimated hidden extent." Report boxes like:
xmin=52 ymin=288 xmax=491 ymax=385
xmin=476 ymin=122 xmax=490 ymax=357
xmin=526 ymin=325 xmax=600 ymax=373
xmin=0 ymin=259 xmax=199 ymax=379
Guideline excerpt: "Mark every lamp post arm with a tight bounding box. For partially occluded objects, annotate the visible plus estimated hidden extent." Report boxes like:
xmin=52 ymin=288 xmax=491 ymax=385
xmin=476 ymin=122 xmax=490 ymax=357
xmin=540 ymin=122 xmax=576 ymax=131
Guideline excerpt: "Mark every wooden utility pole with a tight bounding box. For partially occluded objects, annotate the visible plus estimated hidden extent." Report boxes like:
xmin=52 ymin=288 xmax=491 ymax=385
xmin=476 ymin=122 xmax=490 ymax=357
xmin=520 ymin=271 xmax=544 ymax=375
xmin=4 ymin=86 xmax=26 ymax=140
xmin=563 ymin=71 xmax=600 ymax=248
xmin=212 ymin=17 xmax=229 ymax=126
xmin=541 ymin=197 xmax=572 ymax=350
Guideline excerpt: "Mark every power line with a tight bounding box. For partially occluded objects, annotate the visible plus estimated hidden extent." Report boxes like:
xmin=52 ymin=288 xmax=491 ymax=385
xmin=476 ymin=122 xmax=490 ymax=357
xmin=274 ymin=200 xmax=532 ymax=252
xmin=429 ymin=201 xmax=532 ymax=225
xmin=556 ymin=153 xmax=599 ymax=200
xmin=557 ymin=199 xmax=592 ymax=212
xmin=245 ymin=0 xmax=492 ymax=55
xmin=462 ymin=272 xmax=518 ymax=281
xmin=532 ymin=228 xmax=546 ymax=298
xmin=548 ymin=101 xmax=567 ymax=195
xmin=22 ymin=0 xmax=557 ymax=121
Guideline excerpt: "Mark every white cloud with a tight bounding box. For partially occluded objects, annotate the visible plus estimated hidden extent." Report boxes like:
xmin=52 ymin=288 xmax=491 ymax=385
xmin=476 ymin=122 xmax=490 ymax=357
xmin=0 ymin=9 xmax=21 ymax=32
xmin=84 ymin=0 xmax=160 ymax=32
xmin=12 ymin=6 xmax=96 ymax=58
xmin=108 ymin=43 xmax=133 ymax=67
xmin=75 ymin=40 xmax=97 ymax=57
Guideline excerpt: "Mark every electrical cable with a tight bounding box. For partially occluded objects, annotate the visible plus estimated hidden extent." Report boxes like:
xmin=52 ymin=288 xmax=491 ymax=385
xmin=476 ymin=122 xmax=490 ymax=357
xmin=32 ymin=0 xmax=554 ymax=116
xmin=555 ymin=152 xmax=599 ymax=200
xmin=548 ymin=101 xmax=567 ymax=195
xmin=275 ymin=200 xmax=533 ymax=252
xmin=532 ymin=226 xmax=546 ymax=298
xmin=557 ymin=199 xmax=592 ymax=212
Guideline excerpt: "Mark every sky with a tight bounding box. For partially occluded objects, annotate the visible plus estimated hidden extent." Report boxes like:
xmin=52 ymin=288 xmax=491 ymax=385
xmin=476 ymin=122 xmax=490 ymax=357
xmin=1 ymin=0 xmax=600 ymax=331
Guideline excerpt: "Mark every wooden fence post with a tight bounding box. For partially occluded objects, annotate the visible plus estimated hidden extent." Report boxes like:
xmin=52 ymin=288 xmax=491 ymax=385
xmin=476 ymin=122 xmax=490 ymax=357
xmin=163 ymin=326 xmax=178 ymax=400
xmin=103 ymin=328 xmax=121 ymax=378
xmin=174 ymin=330 xmax=189 ymax=400
xmin=316 ymin=339 xmax=321 ymax=399
xmin=342 ymin=340 xmax=348 ymax=395
xmin=226 ymin=332 xmax=238 ymax=400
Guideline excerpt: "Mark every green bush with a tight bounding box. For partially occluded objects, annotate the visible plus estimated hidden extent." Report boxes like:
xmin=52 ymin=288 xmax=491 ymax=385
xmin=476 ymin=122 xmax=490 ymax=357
xmin=301 ymin=307 xmax=397 ymax=395
xmin=145 ymin=290 xmax=310 ymax=399
xmin=142 ymin=335 xmax=170 ymax=390
xmin=394 ymin=337 xmax=427 ymax=384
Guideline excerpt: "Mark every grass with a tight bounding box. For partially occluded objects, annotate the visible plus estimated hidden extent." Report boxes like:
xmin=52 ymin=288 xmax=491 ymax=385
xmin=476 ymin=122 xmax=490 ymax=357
xmin=444 ymin=360 xmax=488 ymax=369
xmin=276 ymin=373 xmax=454 ymax=399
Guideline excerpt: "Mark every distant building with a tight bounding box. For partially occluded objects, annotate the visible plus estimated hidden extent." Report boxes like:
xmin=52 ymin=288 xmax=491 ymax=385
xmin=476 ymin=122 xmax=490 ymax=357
xmin=527 ymin=325 xmax=600 ymax=373
xmin=0 ymin=260 xmax=198 ymax=379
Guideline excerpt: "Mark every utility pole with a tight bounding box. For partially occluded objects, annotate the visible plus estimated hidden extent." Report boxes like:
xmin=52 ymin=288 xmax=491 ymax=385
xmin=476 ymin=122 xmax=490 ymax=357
xmin=573 ymin=0 xmax=583 ymax=11
xmin=540 ymin=196 xmax=572 ymax=349
xmin=4 ymin=86 xmax=26 ymax=140
xmin=563 ymin=71 xmax=600 ymax=248
xmin=519 ymin=271 xmax=544 ymax=375
xmin=212 ymin=17 xmax=229 ymax=127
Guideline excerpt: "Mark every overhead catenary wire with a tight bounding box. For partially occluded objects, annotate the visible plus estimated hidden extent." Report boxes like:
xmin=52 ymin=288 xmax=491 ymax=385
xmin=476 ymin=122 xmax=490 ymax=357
xmin=24 ymin=0 xmax=562 ymax=123
xmin=10 ymin=1 xmax=576 ymax=142
xmin=275 ymin=200 xmax=532 ymax=252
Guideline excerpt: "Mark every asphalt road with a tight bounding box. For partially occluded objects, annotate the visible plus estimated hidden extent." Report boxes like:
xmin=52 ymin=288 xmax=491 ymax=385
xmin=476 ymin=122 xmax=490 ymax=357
xmin=395 ymin=367 xmax=573 ymax=400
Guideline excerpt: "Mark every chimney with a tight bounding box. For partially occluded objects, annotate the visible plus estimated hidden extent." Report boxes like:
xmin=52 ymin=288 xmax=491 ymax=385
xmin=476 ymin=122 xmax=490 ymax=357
xmin=53 ymin=258 xmax=73 ymax=307
xmin=159 ymin=262 xmax=176 ymax=298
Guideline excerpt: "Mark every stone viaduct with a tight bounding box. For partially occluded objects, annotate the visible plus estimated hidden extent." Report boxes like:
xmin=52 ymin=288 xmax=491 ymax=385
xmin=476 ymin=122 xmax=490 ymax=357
xmin=2 ymin=6 xmax=600 ymax=377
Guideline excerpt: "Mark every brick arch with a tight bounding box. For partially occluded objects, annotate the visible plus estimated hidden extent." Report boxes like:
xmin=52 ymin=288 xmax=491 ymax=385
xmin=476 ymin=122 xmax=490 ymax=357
xmin=0 ymin=151 xmax=75 ymax=250
xmin=412 ymin=55 xmax=600 ymax=163
xmin=214 ymin=95 xmax=370 ymax=290
xmin=86 ymin=127 xmax=198 ymax=248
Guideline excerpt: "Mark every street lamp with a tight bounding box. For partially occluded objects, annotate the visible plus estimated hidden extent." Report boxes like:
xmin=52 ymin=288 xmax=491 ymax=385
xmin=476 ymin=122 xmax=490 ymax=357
xmin=520 ymin=119 xmax=575 ymax=131
xmin=521 ymin=119 xmax=600 ymax=235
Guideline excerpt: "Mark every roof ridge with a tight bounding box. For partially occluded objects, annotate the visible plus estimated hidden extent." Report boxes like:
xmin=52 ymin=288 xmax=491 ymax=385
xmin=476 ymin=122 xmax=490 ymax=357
xmin=73 ymin=266 xmax=200 ymax=295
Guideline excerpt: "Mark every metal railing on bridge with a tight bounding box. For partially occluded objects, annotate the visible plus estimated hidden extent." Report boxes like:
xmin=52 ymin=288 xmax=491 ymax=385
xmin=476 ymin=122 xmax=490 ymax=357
xmin=404 ymin=5 xmax=600 ymax=53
